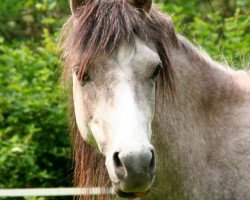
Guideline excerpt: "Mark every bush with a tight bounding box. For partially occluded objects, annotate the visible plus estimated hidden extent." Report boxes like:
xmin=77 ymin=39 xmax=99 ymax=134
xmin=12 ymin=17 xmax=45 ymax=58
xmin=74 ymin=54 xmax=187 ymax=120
xmin=0 ymin=31 xmax=72 ymax=189
xmin=0 ymin=0 xmax=69 ymax=41
xmin=158 ymin=0 xmax=250 ymax=68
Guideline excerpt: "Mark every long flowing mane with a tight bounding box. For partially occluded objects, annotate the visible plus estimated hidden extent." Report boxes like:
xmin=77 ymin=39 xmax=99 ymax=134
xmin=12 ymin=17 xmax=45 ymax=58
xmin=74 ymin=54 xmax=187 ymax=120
xmin=60 ymin=0 xmax=179 ymax=199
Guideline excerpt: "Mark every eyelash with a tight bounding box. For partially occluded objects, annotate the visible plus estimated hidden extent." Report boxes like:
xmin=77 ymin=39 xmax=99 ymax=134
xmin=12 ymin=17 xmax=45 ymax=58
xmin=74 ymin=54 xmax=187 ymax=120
xmin=151 ymin=64 xmax=163 ymax=79
xmin=80 ymin=73 xmax=90 ymax=86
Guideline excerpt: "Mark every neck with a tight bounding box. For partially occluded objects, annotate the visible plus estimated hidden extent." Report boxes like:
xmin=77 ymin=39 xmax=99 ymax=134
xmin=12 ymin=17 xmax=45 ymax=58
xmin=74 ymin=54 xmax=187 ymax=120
xmin=152 ymin=35 xmax=250 ymax=199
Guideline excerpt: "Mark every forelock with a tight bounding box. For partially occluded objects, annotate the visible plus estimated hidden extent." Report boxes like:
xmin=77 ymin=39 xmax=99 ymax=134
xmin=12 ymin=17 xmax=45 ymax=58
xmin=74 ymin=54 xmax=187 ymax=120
xmin=60 ymin=0 xmax=178 ymax=91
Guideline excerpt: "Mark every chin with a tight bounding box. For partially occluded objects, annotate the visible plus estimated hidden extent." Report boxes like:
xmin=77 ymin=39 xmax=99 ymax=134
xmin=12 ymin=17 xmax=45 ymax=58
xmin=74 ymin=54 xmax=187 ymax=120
xmin=115 ymin=188 xmax=150 ymax=198
xmin=112 ymin=180 xmax=153 ymax=199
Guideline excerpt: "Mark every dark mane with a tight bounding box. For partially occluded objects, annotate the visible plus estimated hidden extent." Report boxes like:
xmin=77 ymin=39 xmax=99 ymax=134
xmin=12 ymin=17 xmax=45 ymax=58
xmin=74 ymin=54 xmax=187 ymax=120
xmin=60 ymin=0 xmax=178 ymax=199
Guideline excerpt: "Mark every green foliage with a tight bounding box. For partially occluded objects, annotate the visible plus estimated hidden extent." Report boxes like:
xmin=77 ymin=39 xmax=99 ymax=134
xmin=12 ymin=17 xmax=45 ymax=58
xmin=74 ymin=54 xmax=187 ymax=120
xmin=0 ymin=0 xmax=69 ymax=41
xmin=0 ymin=31 xmax=72 ymax=189
xmin=188 ymin=10 xmax=249 ymax=67
xmin=158 ymin=0 xmax=250 ymax=68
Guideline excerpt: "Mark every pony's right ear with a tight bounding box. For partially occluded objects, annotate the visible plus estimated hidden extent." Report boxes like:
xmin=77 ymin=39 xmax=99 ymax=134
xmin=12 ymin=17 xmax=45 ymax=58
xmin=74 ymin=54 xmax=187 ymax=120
xmin=70 ymin=0 xmax=85 ymax=13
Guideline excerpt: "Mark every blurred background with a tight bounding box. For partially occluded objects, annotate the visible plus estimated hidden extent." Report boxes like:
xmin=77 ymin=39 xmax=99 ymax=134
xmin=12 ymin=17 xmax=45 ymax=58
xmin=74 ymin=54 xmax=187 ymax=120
xmin=0 ymin=0 xmax=249 ymax=199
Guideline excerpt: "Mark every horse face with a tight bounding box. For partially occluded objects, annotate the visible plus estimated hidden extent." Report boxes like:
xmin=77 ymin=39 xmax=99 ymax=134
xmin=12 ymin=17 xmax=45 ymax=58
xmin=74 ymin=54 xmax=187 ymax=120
xmin=73 ymin=38 xmax=161 ymax=197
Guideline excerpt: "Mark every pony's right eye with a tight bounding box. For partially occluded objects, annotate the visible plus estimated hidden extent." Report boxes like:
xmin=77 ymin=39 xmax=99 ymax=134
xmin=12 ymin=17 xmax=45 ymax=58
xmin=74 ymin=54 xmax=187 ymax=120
xmin=80 ymin=73 xmax=90 ymax=86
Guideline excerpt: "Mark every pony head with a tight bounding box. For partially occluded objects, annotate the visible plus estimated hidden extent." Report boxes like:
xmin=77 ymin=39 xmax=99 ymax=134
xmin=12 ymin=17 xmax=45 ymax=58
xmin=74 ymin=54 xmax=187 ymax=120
xmin=62 ymin=0 xmax=177 ymax=198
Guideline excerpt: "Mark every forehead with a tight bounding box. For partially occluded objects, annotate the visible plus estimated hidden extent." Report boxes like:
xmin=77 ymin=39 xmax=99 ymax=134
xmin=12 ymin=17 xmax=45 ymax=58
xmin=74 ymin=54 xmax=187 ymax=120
xmin=88 ymin=38 xmax=161 ymax=78
xmin=114 ymin=38 xmax=161 ymax=69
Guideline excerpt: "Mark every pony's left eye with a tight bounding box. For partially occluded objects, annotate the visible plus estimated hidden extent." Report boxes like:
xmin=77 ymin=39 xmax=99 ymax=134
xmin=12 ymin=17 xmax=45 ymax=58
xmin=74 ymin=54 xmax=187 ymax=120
xmin=151 ymin=63 xmax=163 ymax=79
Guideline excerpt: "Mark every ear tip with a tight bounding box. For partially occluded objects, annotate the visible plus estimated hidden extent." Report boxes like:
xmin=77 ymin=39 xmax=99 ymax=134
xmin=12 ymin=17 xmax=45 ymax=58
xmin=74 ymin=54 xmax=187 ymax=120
xmin=70 ymin=0 xmax=153 ymax=14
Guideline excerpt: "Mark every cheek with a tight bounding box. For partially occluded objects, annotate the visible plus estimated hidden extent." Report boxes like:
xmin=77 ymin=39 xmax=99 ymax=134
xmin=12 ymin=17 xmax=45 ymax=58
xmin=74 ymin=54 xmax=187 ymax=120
xmin=73 ymin=91 xmax=92 ymax=141
xmin=73 ymin=76 xmax=99 ymax=147
xmin=73 ymin=84 xmax=109 ymax=152
xmin=137 ymin=81 xmax=156 ymax=119
xmin=73 ymin=97 xmax=101 ymax=149
xmin=148 ymin=82 xmax=156 ymax=118
xmin=89 ymin=119 xmax=108 ymax=153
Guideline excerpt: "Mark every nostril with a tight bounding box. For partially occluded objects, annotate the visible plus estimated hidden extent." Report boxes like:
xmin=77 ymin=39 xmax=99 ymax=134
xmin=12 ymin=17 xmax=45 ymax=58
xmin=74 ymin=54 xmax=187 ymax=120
xmin=113 ymin=152 xmax=127 ymax=179
xmin=113 ymin=152 xmax=122 ymax=168
xmin=148 ymin=150 xmax=156 ymax=177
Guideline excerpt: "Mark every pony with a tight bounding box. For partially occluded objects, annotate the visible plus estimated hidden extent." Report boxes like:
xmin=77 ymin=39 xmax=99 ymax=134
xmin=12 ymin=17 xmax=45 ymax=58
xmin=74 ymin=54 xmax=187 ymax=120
xmin=60 ymin=0 xmax=250 ymax=199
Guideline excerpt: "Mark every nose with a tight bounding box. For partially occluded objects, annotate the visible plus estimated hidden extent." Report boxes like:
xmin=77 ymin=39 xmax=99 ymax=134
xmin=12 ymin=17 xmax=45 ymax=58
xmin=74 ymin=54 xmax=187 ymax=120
xmin=113 ymin=148 xmax=156 ymax=180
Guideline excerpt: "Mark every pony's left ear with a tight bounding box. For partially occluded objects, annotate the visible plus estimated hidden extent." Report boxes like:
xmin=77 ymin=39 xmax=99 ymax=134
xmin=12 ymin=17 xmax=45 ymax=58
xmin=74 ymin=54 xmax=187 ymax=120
xmin=70 ymin=0 xmax=85 ymax=13
xmin=130 ymin=0 xmax=152 ymax=13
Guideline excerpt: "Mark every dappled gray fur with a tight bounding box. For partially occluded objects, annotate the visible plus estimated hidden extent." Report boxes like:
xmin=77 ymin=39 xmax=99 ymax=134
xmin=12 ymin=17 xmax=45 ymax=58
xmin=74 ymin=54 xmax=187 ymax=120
xmin=149 ymin=36 xmax=250 ymax=200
